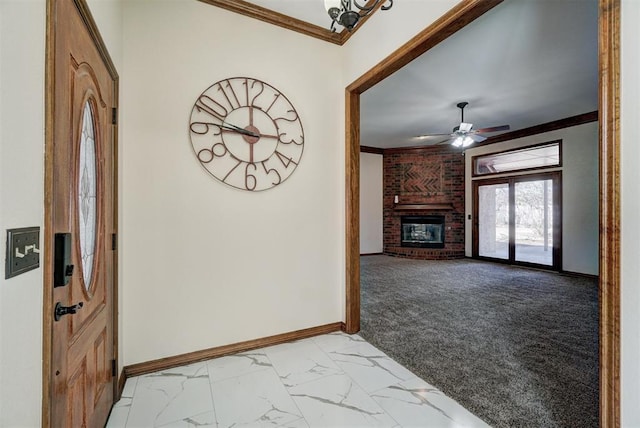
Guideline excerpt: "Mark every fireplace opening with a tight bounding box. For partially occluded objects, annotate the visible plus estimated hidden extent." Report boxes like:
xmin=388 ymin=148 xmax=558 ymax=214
xmin=401 ymin=216 xmax=445 ymax=248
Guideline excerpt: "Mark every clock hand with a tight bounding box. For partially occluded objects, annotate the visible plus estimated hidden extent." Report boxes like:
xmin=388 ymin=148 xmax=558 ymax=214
xmin=219 ymin=122 xmax=259 ymax=138
xmin=257 ymin=133 xmax=279 ymax=139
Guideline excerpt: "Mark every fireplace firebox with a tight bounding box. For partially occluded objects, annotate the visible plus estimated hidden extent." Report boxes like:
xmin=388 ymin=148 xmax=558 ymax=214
xmin=401 ymin=216 xmax=445 ymax=248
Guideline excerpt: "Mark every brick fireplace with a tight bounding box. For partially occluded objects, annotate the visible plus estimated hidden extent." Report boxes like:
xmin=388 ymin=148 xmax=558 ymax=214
xmin=383 ymin=146 xmax=465 ymax=260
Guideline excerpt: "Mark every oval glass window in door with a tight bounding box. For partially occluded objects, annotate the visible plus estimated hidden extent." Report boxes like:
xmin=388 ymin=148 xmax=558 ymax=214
xmin=78 ymin=101 xmax=97 ymax=291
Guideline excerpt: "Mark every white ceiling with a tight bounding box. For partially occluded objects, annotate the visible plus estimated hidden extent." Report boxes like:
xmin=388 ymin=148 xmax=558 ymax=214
xmin=241 ymin=0 xmax=599 ymax=149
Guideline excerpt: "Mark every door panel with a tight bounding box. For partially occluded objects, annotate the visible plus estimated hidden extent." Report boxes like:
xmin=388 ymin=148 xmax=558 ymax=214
xmin=48 ymin=0 xmax=118 ymax=426
xmin=514 ymin=179 xmax=553 ymax=265
xmin=477 ymin=182 xmax=509 ymax=259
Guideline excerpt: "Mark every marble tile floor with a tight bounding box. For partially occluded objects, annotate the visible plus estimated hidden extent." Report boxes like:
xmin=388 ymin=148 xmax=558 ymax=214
xmin=106 ymin=332 xmax=489 ymax=428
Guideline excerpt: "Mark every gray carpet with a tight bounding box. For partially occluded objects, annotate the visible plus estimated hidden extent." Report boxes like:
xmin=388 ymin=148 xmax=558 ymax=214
xmin=360 ymin=255 xmax=598 ymax=428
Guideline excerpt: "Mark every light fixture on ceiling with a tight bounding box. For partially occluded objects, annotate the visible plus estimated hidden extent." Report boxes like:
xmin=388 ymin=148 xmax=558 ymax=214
xmin=324 ymin=0 xmax=393 ymax=32
xmin=451 ymin=135 xmax=475 ymax=148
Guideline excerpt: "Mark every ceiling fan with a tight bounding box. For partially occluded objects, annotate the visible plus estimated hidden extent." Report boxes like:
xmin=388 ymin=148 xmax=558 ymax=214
xmin=416 ymin=102 xmax=510 ymax=148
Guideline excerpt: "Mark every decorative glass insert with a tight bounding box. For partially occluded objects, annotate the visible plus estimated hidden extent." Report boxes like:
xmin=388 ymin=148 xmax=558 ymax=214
xmin=78 ymin=101 xmax=97 ymax=290
xmin=473 ymin=142 xmax=561 ymax=176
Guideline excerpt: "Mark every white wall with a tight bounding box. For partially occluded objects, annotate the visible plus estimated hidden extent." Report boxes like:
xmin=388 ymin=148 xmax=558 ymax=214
xmin=121 ymin=0 xmax=343 ymax=365
xmin=621 ymin=0 xmax=640 ymax=425
xmin=0 ymin=2 xmax=45 ymax=425
xmin=464 ymin=122 xmax=599 ymax=275
xmin=360 ymin=153 xmax=383 ymax=254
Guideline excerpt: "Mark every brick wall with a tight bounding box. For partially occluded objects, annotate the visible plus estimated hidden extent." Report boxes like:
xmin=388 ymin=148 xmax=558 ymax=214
xmin=383 ymin=147 xmax=465 ymax=259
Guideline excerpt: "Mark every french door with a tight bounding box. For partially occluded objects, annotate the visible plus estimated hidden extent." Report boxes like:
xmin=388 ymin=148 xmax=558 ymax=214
xmin=473 ymin=172 xmax=561 ymax=270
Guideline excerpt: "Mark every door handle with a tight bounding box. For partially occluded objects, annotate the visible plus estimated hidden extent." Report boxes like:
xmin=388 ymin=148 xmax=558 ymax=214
xmin=54 ymin=301 xmax=83 ymax=321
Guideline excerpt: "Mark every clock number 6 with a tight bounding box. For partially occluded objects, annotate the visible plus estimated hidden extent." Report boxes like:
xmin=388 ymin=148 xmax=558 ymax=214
xmin=245 ymin=163 xmax=257 ymax=191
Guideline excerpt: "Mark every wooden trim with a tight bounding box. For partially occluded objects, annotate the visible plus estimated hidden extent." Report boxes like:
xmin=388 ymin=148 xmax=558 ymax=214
xmin=367 ymin=112 xmax=594 ymax=155
xmin=345 ymin=0 xmax=620 ymax=425
xmin=196 ymin=0 xmax=343 ymax=45
xmin=345 ymin=90 xmax=360 ymax=334
xmin=42 ymin=1 xmax=55 ymax=425
xmin=393 ymin=203 xmax=454 ymax=211
xmin=360 ymin=252 xmax=384 ymax=256
xmin=471 ymin=140 xmax=563 ymax=178
xmin=117 ymin=369 xmax=126 ymax=400
xmin=123 ymin=322 xmax=343 ymax=378
xmin=346 ymin=0 xmax=504 ymax=336
xmin=360 ymin=145 xmax=384 ymax=155
xmin=599 ymin=0 xmax=621 ymax=425
xmin=383 ymin=144 xmax=460 ymax=155
xmin=339 ymin=0 xmax=386 ymax=45
xmin=560 ymin=270 xmax=599 ymax=281
xmin=478 ymin=111 xmax=599 ymax=147
xmin=197 ymin=0 xmax=388 ymax=46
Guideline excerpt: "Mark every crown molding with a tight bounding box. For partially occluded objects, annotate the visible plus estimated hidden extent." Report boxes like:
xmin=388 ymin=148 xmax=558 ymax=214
xmin=197 ymin=0 xmax=384 ymax=46
xmin=365 ymin=111 xmax=599 ymax=155
xmin=477 ymin=110 xmax=599 ymax=147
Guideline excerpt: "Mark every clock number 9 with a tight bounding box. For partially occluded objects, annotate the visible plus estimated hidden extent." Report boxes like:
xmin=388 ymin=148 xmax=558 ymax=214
xmin=190 ymin=122 xmax=222 ymax=136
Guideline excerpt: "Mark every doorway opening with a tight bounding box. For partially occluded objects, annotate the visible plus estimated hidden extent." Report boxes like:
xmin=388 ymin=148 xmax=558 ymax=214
xmin=345 ymin=0 xmax=620 ymax=425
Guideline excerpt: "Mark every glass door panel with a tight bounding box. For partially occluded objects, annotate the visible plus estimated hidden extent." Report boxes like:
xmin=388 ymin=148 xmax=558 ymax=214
xmin=478 ymin=183 xmax=509 ymax=259
xmin=514 ymin=179 xmax=553 ymax=265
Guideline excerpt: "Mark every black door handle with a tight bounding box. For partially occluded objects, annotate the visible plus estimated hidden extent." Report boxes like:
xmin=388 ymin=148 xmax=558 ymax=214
xmin=54 ymin=301 xmax=83 ymax=321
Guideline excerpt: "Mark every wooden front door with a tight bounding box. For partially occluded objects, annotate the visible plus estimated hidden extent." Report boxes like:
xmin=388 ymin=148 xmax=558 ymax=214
xmin=47 ymin=0 xmax=118 ymax=426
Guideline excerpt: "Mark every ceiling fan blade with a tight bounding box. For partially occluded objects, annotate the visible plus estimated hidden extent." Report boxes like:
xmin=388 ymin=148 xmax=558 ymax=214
xmin=468 ymin=134 xmax=487 ymax=143
xmin=473 ymin=124 xmax=510 ymax=133
xmin=414 ymin=133 xmax=452 ymax=138
xmin=435 ymin=137 xmax=455 ymax=145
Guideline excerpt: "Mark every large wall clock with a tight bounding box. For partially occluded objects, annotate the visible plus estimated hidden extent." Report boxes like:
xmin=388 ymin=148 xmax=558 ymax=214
xmin=189 ymin=77 xmax=304 ymax=191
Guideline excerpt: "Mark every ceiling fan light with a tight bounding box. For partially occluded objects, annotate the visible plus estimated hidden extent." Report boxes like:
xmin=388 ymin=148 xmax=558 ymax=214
xmin=451 ymin=137 xmax=464 ymax=148
xmin=462 ymin=136 xmax=474 ymax=147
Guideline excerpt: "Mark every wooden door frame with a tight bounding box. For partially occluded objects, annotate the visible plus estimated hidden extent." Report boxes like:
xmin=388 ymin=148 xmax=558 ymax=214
xmin=344 ymin=0 xmax=620 ymax=425
xmin=43 ymin=0 xmax=120 ymax=426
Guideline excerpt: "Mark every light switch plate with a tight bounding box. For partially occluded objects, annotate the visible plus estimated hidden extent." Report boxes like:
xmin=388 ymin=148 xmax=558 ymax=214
xmin=5 ymin=227 xmax=40 ymax=279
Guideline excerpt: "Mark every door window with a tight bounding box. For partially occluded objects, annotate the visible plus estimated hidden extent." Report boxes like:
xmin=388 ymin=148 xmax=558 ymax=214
xmin=78 ymin=100 xmax=97 ymax=291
